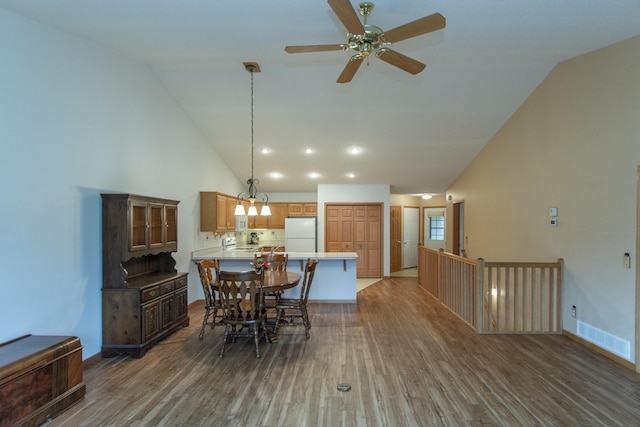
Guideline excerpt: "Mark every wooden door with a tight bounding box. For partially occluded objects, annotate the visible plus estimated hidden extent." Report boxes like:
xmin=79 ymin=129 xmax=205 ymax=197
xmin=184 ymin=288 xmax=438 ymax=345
xmin=326 ymin=205 xmax=354 ymax=252
xmin=452 ymin=201 xmax=463 ymax=256
xmin=326 ymin=203 xmax=381 ymax=278
xmin=390 ymin=206 xmax=402 ymax=273
xmin=354 ymin=205 xmax=382 ymax=278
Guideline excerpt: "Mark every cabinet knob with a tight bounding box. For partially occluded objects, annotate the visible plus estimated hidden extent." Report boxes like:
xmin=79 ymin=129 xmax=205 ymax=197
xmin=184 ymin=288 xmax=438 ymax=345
xmin=149 ymin=291 xmax=156 ymax=296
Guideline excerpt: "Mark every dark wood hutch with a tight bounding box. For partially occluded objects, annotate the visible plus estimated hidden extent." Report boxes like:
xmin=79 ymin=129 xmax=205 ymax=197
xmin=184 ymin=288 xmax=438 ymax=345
xmin=101 ymin=193 xmax=188 ymax=357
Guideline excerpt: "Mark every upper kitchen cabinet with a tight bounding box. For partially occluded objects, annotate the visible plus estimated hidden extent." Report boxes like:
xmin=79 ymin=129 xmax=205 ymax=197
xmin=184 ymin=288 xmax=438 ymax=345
xmin=247 ymin=202 xmax=287 ymax=229
xmin=200 ymin=192 xmax=237 ymax=233
xmin=267 ymin=203 xmax=287 ymax=228
xmin=200 ymin=193 xmax=316 ymax=231
xmin=287 ymin=203 xmax=317 ymax=216
xmin=248 ymin=204 xmax=269 ymax=229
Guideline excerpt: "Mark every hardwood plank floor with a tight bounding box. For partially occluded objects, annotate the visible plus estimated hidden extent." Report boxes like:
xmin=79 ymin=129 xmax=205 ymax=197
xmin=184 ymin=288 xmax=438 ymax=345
xmin=52 ymin=277 xmax=640 ymax=426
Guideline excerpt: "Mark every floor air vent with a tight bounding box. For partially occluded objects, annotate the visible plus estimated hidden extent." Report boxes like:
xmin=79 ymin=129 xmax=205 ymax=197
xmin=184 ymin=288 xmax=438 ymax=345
xmin=577 ymin=320 xmax=630 ymax=360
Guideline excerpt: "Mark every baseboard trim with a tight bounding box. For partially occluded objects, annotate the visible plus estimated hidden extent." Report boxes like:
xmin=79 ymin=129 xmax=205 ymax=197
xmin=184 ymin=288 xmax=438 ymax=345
xmin=563 ymin=329 xmax=636 ymax=371
xmin=188 ymin=299 xmax=203 ymax=309
xmin=309 ymin=299 xmax=357 ymax=304
xmin=82 ymin=351 xmax=103 ymax=367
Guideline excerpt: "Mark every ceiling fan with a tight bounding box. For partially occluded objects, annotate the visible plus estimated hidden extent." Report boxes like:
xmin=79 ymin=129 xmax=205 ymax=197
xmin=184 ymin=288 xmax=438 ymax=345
xmin=284 ymin=0 xmax=446 ymax=83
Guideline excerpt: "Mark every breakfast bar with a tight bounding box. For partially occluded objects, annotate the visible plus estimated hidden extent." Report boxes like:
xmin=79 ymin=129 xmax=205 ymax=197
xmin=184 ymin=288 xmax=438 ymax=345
xmin=191 ymin=247 xmax=358 ymax=302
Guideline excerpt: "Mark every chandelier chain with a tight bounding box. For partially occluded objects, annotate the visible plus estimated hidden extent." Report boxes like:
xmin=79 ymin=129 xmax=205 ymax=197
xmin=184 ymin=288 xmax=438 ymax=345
xmin=250 ymin=66 xmax=254 ymax=183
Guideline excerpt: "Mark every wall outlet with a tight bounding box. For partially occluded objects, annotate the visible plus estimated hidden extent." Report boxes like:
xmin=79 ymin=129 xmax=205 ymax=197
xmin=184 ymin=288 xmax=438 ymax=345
xmin=571 ymin=305 xmax=577 ymax=318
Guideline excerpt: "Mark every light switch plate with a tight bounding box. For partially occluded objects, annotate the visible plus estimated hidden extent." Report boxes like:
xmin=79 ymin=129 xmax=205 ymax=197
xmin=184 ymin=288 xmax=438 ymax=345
xmin=623 ymin=253 xmax=631 ymax=268
xmin=549 ymin=207 xmax=558 ymax=216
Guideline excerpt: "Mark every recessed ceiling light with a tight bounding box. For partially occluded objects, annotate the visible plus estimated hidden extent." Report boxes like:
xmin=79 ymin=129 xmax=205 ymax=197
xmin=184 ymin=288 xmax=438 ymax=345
xmin=308 ymin=172 xmax=321 ymax=179
xmin=304 ymin=148 xmax=315 ymax=154
xmin=269 ymin=172 xmax=283 ymax=179
xmin=348 ymin=146 xmax=362 ymax=155
xmin=347 ymin=172 xmax=356 ymax=179
xmin=260 ymin=148 xmax=271 ymax=154
xmin=422 ymin=194 xmax=433 ymax=200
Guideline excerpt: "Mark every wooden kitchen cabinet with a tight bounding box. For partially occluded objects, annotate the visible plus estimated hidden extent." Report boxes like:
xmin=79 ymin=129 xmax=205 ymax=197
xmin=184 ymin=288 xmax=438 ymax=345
xmin=247 ymin=202 xmax=287 ymax=229
xmin=101 ymin=193 xmax=188 ymax=358
xmin=287 ymin=202 xmax=317 ymax=216
xmin=249 ymin=211 xmax=268 ymax=229
xmin=200 ymin=191 xmax=237 ymax=232
xmin=267 ymin=202 xmax=287 ymax=228
xmin=200 ymin=192 xmax=316 ymax=230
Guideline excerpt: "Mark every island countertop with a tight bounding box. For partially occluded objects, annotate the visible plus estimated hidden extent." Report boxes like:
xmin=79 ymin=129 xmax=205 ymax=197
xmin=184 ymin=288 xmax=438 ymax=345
xmin=191 ymin=247 xmax=358 ymax=261
xmin=191 ymin=247 xmax=358 ymax=302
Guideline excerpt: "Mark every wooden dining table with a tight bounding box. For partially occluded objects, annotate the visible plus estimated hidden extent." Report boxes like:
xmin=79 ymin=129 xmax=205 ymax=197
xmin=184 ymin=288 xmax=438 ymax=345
xmin=261 ymin=270 xmax=301 ymax=293
xmin=260 ymin=270 xmax=301 ymax=342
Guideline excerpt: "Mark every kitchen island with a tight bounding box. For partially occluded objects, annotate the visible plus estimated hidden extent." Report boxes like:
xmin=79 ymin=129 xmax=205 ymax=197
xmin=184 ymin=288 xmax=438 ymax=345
xmin=191 ymin=248 xmax=358 ymax=302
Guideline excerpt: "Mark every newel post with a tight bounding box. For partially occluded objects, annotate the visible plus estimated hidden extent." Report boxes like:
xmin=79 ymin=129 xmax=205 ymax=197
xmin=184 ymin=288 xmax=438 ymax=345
xmin=476 ymin=258 xmax=485 ymax=333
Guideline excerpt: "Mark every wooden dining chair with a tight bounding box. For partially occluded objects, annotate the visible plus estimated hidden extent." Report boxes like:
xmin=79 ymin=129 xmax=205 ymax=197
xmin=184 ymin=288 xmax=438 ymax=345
xmin=217 ymin=270 xmax=268 ymax=358
xmin=255 ymin=253 xmax=288 ymax=308
xmin=274 ymin=259 xmax=319 ymax=339
xmin=195 ymin=259 xmax=222 ymax=340
xmin=255 ymin=252 xmax=288 ymax=271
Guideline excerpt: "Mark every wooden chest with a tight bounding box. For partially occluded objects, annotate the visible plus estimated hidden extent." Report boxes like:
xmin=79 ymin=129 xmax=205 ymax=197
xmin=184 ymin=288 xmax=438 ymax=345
xmin=0 ymin=335 xmax=86 ymax=427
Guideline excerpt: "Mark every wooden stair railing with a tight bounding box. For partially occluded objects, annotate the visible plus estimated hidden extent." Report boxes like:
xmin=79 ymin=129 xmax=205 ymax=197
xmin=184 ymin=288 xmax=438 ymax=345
xmin=477 ymin=259 xmax=563 ymax=334
xmin=417 ymin=247 xmax=563 ymax=334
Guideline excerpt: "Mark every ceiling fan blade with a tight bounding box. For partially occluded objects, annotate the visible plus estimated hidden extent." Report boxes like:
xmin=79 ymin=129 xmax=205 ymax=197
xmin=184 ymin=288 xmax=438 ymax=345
xmin=337 ymin=56 xmax=364 ymax=83
xmin=328 ymin=0 xmax=365 ymax=35
xmin=383 ymin=13 xmax=446 ymax=44
xmin=376 ymin=49 xmax=426 ymax=75
xmin=285 ymin=44 xmax=345 ymax=54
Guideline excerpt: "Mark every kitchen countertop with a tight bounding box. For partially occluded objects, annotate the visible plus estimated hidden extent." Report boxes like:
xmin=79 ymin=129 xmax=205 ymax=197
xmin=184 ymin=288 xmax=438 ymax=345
xmin=191 ymin=247 xmax=358 ymax=261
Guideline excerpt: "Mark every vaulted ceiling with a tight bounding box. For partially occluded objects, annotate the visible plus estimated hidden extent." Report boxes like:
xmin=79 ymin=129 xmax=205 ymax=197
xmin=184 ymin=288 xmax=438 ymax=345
xmin=2 ymin=0 xmax=639 ymax=194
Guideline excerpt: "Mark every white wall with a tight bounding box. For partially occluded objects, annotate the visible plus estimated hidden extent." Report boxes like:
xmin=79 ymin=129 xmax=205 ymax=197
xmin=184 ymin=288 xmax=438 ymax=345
xmin=317 ymin=184 xmax=391 ymax=276
xmin=447 ymin=35 xmax=640 ymax=362
xmin=0 ymin=10 xmax=244 ymax=358
xmin=266 ymin=192 xmax=317 ymax=203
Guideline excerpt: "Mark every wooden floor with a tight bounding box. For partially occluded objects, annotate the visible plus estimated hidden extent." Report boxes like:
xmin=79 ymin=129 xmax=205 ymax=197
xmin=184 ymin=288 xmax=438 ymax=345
xmin=53 ymin=277 xmax=640 ymax=426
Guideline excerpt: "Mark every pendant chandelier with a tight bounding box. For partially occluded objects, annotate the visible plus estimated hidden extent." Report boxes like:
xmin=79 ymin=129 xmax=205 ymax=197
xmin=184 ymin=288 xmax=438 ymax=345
xmin=234 ymin=62 xmax=271 ymax=217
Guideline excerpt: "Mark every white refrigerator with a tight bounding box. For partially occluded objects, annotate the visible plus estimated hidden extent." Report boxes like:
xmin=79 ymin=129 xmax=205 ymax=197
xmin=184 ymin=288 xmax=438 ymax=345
xmin=285 ymin=217 xmax=317 ymax=252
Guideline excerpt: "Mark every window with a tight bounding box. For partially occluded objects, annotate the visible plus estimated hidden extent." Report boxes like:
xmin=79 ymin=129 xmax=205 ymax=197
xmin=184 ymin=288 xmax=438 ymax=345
xmin=429 ymin=215 xmax=445 ymax=241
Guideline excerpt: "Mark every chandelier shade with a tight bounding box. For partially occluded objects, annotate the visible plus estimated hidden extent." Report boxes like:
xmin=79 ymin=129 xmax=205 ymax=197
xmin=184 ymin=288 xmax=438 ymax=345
xmin=235 ymin=62 xmax=270 ymax=217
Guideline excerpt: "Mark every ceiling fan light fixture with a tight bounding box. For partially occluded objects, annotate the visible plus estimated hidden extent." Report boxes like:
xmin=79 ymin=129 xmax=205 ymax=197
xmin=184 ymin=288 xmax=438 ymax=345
xmin=284 ymin=0 xmax=446 ymax=83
